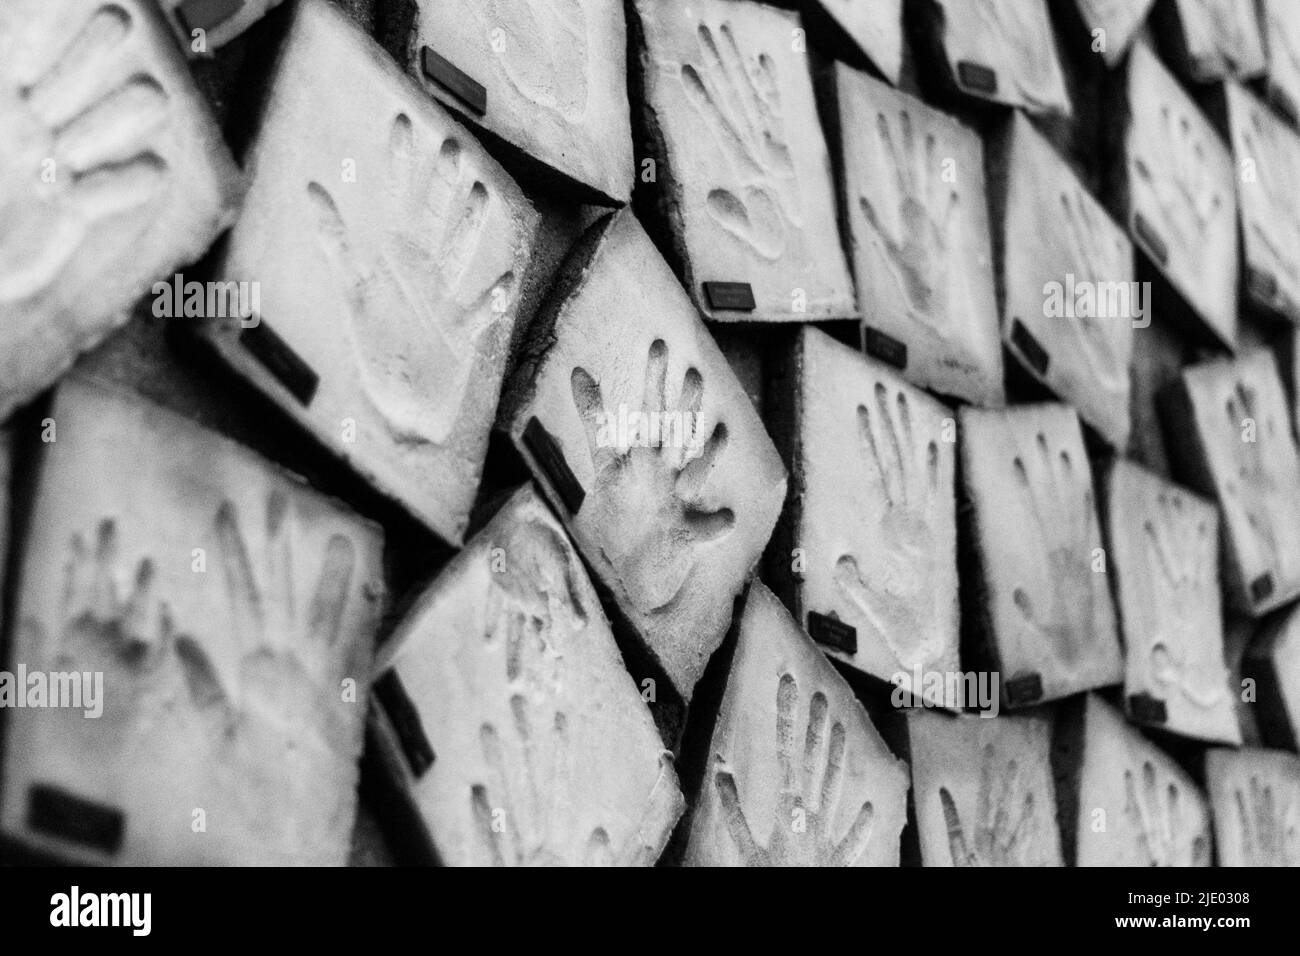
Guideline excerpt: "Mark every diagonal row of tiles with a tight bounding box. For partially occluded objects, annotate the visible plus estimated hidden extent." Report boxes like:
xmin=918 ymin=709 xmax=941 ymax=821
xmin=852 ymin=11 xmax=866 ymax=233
xmin=1 ymin=0 xmax=1299 ymax=865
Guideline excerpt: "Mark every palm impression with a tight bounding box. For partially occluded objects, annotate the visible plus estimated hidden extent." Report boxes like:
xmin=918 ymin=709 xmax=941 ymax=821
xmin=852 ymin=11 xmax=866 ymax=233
xmin=1131 ymin=103 xmax=1226 ymax=259
xmin=0 ymin=2 xmax=169 ymax=305
xmin=969 ymin=0 xmax=1068 ymax=114
xmin=713 ymin=673 xmax=876 ymax=866
xmin=940 ymin=744 xmax=1038 ymax=866
xmin=1232 ymin=774 xmax=1300 ymax=866
xmin=307 ymin=113 xmax=516 ymax=447
xmin=682 ymin=20 xmax=798 ymax=261
xmin=1234 ymin=96 xmax=1300 ymax=302
xmin=835 ymin=382 xmax=945 ymax=671
xmin=859 ymin=108 xmax=962 ymax=336
xmin=485 ymin=0 xmax=589 ymax=119
xmin=1222 ymin=380 xmax=1291 ymax=579
xmin=570 ymin=339 xmax=735 ymax=617
xmin=1123 ymin=760 xmax=1210 ymax=866
xmin=1058 ymin=186 xmax=1131 ymax=397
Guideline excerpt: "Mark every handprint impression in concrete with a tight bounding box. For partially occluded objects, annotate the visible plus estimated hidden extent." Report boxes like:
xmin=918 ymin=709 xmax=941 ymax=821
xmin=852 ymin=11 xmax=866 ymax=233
xmin=307 ymin=113 xmax=517 ymax=447
xmin=1124 ymin=760 xmax=1209 ymax=865
xmin=682 ymin=21 xmax=798 ymax=261
xmin=570 ymin=339 xmax=735 ymax=616
xmin=1 ymin=3 xmax=169 ymax=304
xmin=485 ymin=0 xmax=589 ymax=119
xmin=714 ymin=672 xmax=876 ymax=865
xmin=939 ymin=743 xmax=1038 ymax=866
xmin=835 ymin=382 xmax=944 ymax=670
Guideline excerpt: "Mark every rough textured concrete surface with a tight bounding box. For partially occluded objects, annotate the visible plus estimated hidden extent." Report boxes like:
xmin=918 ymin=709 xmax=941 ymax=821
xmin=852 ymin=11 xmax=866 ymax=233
xmin=0 ymin=375 xmax=385 ymax=865
xmin=0 ymin=0 xmax=242 ymax=420
xmin=371 ymin=484 xmax=683 ymax=866
xmin=1164 ymin=0 xmax=1267 ymax=82
xmin=683 ymin=583 xmax=909 ymax=866
xmin=1205 ymin=747 xmax=1300 ymax=866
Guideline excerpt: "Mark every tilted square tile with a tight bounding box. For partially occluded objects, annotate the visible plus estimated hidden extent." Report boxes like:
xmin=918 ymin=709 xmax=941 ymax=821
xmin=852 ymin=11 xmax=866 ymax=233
xmin=991 ymin=112 xmax=1134 ymax=448
xmin=771 ymin=327 xmax=959 ymax=701
xmin=833 ymin=65 xmax=1002 ymax=405
xmin=906 ymin=710 xmax=1062 ymax=867
xmin=683 ymin=583 xmax=908 ymax=866
xmin=1245 ymin=603 xmax=1300 ymax=750
xmin=921 ymin=0 xmax=1071 ymax=117
xmin=1072 ymin=0 xmax=1157 ymax=68
xmin=960 ymin=404 xmax=1122 ymax=708
xmin=197 ymin=0 xmax=539 ymax=547
xmin=1162 ymin=0 xmax=1267 ymax=82
xmin=371 ymin=484 xmax=684 ymax=866
xmin=1206 ymin=747 xmax=1300 ymax=866
xmin=406 ymin=0 xmax=632 ymax=202
xmin=1226 ymin=81 xmax=1300 ymax=324
xmin=1119 ymin=42 xmax=1237 ymax=346
xmin=1103 ymin=460 xmax=1238 ymax=744
xmin=160 ymin=0 xmax=285 ymax=52
xmin=0 ymin=376 xmax=385 ymax=865
xmin=503 ymin=209 xmax=787 ymax=703
xmin=1055 ymin=694 xmax=1212 ymax=866
xmin=1161 ymin=351 xmax=1300 ymax=615
xmin=630 ymin=0 xmax=856 ymax=322
xmin=0 ymin=0 xmax=242 ymax=420
xmin=811 ymin=0 xmax=902 ymax=85
xmin=1263 ymin=0 xmax=1300 ymax=126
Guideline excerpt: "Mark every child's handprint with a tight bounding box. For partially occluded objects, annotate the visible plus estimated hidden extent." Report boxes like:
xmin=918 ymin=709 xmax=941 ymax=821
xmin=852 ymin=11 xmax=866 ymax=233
xmin=1132 ymin=104 xmax=1225 ymax=254
xmin=0 ymin=2 xmax=170 ymax=304
xmin=307 ymin=113 xmax=517 ymax=446
xmin=834 ymin=382 xmax=944 ymax=670
xmin=1234 ymin=775 xmax=1299 ymax=865
xmin=713 ymin=673 xmax=876 ymax=866
xmin=570 ymin=339 xmax=734 ymax=616
xmin=1124 ymin=760 xmax=1209 ymax=865
xmin=682 ymin=20 xmax=797 ymax=260
xmin=939 ymin=743 xmax=1038 ymax=866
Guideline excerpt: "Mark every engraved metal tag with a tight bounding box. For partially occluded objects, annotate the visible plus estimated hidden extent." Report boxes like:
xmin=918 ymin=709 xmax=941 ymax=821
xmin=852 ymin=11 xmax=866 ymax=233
xmin=863 ymin=326 xmax=908 ymax=370
xmin=956 ymin=61 xmax=998 ymax=94
xmin=1128 ymin=693 xmax=1168 ymax=725
xmin=1004 ymin=673 xmax=1043 ymax=707
xmin=375 ymin=669 xmax=435 ymax=779
xmin=807 ymin=611 xmax=857 ymax=654
xmin=27 ymin=784 xmax=124 ymax=854
xmin=702 ymin=281 xmax=757 ymax=312
xmin=240 ymin=321 xmax=319 ymax=407
xmin=421 ymin=47 xmax=487 ymax=116
xmin=177 ymin=0 xmax=243 ymax=34
xmin=1251 ymin=572 xmax=1275 ymax=603
xmin=523 ymin=417 xmax=586 ymax=514
xmin=1011 ymin=319 xmax=1050 ymax=376
xmin=1133 ymin=213 xmax=1168 ymax=267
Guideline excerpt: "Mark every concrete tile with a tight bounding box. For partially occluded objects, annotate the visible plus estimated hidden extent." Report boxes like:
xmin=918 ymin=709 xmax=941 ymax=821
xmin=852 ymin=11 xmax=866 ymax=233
xmin=1205 ymin=746 xmax=1300 ymax=865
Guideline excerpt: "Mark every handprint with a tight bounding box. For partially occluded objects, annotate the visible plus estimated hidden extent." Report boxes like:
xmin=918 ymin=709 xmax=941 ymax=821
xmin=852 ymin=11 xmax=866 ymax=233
xmin=307 ymin=113 xmax=517 ymax=447
xmin=939 ymin=743 xmax=1038 ymax=866
xmin=485 ymin=0 xmax=589 ymax=119
xmin=682 ymin=21 xmax=798 ymax=260
xmin=713 ymin=673 xmax=876 ymax=866
xmin=1223 ymin=381 xmax=1283 ymax=574
xmin=1132 ymin=104 xmax=1225 ymax=255
xmin=1124 ymin=760 xmax=1209 ymax=865
xmin=570 ymin=339 xmax=735 ymax=616
xmin=1009 ymin=433 xmax=1098 ymax=669
xmin=834 ymin=382 xmax=944 ymax=670
xmin=1059 ymin=187 xmax=1130 ymax=394
xmin=1240 ymin=112 xmax=1300 ymax=288
xmin=1234 ymin=776 xmax=1299 ymax=865
xmin=859 ymin=109 xmax=961 ymax=335
xmin=1143 ymin=494 xmax=1227 ymax=710
xmin=0 ymin=3 xmax=170 ymax=304
xmin=971 ymin=0 xmax=1066 ymax=114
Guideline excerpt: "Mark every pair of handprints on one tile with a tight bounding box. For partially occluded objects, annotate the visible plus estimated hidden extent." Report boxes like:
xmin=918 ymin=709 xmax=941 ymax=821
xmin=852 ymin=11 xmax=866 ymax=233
xmin=1141 ymin=492 xmax=1227 ymax=710
xmin=307 ymin=114 xmax=517 ymax=447
xmin=469 ymin=518 xmax=678 ymax=865
xmin=682 ymin=21 xmax=799 ymax=261
xmin=1132 ymin=103 xmax=1226 ymax=260
xmin=1233 ymin=775 xmax=1299 ymax=865
xmin=0 ymin=3 xmax=170 ymax=305
xmin=859 ymin=109 xmax=963 ymax=338
xmin=713 ymin=673 xmax=876 ymax=866
xmin=1009 ymin=432 xmax=1103 ymax=671
xmin=834 ymin=382 xmax=946 ymax=671
xmin=939 ymin=743 xmax=1039 ymax=866
xmin=485 ymin=0 xmax=589 ymax=119
xmin=568 ymin=340 xmax=735 ymax=617
xmin=1124 ymin=760 xmax=1209 ymax=865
